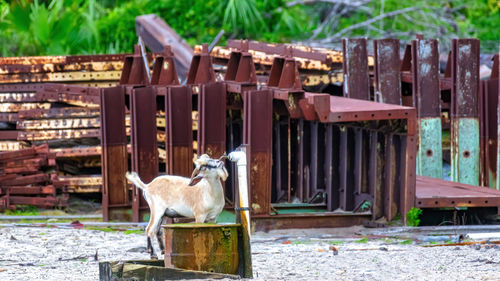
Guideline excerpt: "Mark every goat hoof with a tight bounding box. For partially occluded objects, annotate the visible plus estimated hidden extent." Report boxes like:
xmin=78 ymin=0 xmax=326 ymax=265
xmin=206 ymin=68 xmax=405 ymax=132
xmin=161 ymin=250 xmax=165 ymax=255
xmin=150 ymin=255 xmax=158 ymax=260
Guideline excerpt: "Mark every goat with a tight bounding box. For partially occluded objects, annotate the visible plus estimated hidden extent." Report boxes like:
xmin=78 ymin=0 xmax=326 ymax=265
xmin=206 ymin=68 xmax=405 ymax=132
xmin=125 ymin=154 xmax=228 ymax=258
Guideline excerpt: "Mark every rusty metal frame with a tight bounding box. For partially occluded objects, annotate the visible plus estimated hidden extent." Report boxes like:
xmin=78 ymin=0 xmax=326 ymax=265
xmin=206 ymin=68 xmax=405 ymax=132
xmin=99 ymin=86 xmax=129 ymax=221
xmin=130 ymin=86 xmax=158 ymax=222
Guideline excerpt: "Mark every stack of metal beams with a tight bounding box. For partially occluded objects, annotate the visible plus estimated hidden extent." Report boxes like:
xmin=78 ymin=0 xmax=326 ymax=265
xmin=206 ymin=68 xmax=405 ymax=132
xmin=0 ymin=55 xmax=126 ymax=195
xmin=0 ymin=144 xmax=66 ymax=210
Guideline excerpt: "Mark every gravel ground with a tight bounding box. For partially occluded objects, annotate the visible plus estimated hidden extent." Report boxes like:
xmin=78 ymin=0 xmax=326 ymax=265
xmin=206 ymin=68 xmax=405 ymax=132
xmin=1 ymin=225 xmax=500 ymax=280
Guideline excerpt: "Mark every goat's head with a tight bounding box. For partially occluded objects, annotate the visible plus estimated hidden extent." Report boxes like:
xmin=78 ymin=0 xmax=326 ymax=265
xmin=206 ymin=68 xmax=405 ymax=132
xmin=188 ymin=154 xmax=228 ymax=186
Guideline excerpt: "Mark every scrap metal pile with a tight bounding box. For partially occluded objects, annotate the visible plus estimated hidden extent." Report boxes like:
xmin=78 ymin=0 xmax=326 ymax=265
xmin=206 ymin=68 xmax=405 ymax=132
xmin=0 ymin=55 xmax=125 ymax=203
xmin=0 ymin=13 xmax=499 ymax=228
xmin=0 ymin=144 xmax=65 ymax=210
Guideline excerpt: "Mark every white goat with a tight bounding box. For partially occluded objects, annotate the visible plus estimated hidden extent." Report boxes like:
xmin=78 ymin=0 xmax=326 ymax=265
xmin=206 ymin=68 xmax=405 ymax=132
xmin=125 ymin=154 xmax=228 ymax=258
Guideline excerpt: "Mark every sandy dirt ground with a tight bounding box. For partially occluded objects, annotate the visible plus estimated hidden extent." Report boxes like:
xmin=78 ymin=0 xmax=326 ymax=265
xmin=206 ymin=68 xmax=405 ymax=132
xmin=0 ymin=225 xmax=499 ymax=281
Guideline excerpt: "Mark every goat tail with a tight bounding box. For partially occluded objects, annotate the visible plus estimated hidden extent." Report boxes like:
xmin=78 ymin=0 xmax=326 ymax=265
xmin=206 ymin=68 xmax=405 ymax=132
xmin=125 ymin=171 xmax=148 ymax=191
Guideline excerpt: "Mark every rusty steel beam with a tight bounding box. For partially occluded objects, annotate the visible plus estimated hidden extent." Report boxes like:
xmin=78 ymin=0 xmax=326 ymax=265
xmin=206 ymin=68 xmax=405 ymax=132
xmin=136 ymin=14 xmax=193 ymax=80
xmin=99 ymin=86 xmax=130 ymax=221
xmin=0 ymin=102 xmax=51 ymax=112
xmin=161 ymin=86 xmax=193 ymax=177
xmin=197 ymin=82 xmax=226 ymax=158
xmin=130 ymin=87 xmax=158 ymax=222
xmin=373 ymin=39 xmax=401 ymax=105
xmin=0 ymin=71 xmax=122 ymax=84
xmin=342 ymin=38 xmax=370 ymax=100
xmin=450 ymin=39 xmax=480 ymax=186
xmin=244 ymin=89 xmax=273 ymax=215
xmin=17 ymin=117 xmax=100 ymax=130
xmin=0 ymin=61 xmax=123 ymax=75
xmin=1 ymin=173 xmax=51 ymax=186
xmin=0 ymin=54 xmax=127 ymax=67
xmin=411 ymin=39 xmax=443 ymax=179
xmin=17 ymin=129 xmax=100 ymax=141
xmin=18 ymin=107 xmax=100 ymax=119
xmin=0 ymin=185 xmax=56 ymax=195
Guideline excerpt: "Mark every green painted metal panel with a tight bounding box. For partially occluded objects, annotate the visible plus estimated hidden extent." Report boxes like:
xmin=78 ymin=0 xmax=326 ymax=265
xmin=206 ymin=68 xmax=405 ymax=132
xmin=417 ymin=118 xmax=442 ymax=178
xmin=452 ymin=118 xmax=480 ymax=185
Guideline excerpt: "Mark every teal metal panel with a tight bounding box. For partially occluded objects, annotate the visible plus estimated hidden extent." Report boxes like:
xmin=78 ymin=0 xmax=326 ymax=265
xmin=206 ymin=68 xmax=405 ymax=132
xmin=452 ymin=118 xmax=480 ymax=186
xmin=417 ymin=118 xmax=443 ymax=178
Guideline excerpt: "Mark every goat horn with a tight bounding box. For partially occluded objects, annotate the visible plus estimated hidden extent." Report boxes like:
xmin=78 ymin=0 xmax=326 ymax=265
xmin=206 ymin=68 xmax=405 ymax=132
xmin=188 ymin=166 xmax=202 ymax=186
xmin=218 ymin=153 xmax=228 ymax=161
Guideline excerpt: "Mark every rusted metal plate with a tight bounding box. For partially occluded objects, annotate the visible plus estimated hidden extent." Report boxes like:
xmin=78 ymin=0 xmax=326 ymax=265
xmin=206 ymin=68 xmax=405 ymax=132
xmin=151 ymin=48 xmax=180 ymax=86
xmin=244 ymin=89 xmax=273 ymax=215
xmin=187 ymin=44 xmax=216 ymax=85
xmin=99 ymin=86 xmax=129 ymax=221
xmin=416 ymin=175 xmax=500 ymax=208
xmin=197 ymin=82 xmax=226 ymax=158
xmin=451 ymin=39 xmax=480 ymax=186
xmin=252 ymin=213 xmax=371 ymax=232
xmin=119 ymin=45 xmax=150 ymax=86
xmin=327 ymin=96 xmax=416 ymax=123
xmin=163 ymin=86 xmax=193 ymax=177
xmin=373 ymin=39 xmax=401 ymax=105
xmin=412 ymin=39 xmax=443 ymax=179
xmin=342 ymin=38 xmax=370 ymax=100
xmin=130 ymin=87 xmax=158 ymax=222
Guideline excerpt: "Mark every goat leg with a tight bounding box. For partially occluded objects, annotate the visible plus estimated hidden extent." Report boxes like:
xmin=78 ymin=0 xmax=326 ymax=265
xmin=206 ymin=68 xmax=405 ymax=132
xmin=157 ymin=216 xmax=165 ymax=255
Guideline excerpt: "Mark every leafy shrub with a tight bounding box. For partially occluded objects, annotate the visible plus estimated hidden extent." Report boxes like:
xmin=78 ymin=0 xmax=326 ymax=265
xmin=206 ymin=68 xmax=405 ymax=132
xmin=406 ymin=207 xmax=423 ymax=227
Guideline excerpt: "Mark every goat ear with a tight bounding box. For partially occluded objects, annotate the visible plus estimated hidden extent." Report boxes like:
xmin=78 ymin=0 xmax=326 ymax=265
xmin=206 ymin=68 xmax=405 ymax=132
xmin=218 ymin=166 xmax=228 ymax=182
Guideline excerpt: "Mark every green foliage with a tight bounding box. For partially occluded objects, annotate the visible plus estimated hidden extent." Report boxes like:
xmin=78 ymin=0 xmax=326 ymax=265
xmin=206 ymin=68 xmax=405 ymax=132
xmin=84 ymin=226 xmax=116 ymax=232
xmin=406 ymin=207 xmax=423 ymax=227
xmin=328 ymin=240 xmax=344 ymax=245
xmin=457 ymin=0 xmax=500 ymax=51
xmin=354 ymin=237 xmax=368 ymax=243
xmin=3 ymin=205 xmax=39 ymax=216
xmin=0 ymin=0 xmax=498 ymax=56
xmin=0 ymin=0 xmax=103 ymax=56
xmin=123 ymin=229 xmax=143 ymax=234
xmin=400 ymin=239 xmax=413 ymax=245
